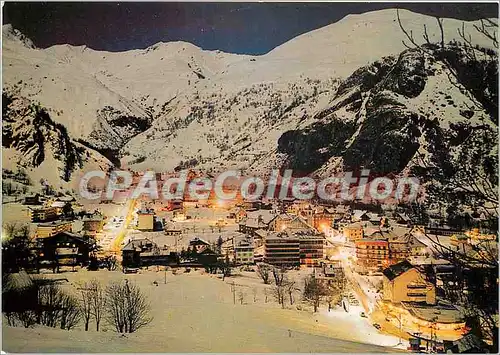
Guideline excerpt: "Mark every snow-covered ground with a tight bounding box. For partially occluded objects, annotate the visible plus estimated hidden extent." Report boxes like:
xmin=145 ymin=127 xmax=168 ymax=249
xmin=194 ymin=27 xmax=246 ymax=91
xmin=321 ymin=305 xmax=406 ymax=350
xmin=3 ymin=269 xmax=405 ymax=353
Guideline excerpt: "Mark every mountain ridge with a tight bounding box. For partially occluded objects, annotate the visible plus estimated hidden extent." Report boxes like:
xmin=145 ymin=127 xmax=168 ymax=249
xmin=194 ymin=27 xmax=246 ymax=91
xmin=2 ymin=9 xmax=497 ymax=214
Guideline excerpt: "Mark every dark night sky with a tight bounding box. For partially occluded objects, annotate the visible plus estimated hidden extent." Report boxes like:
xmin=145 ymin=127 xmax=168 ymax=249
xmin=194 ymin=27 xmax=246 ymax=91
xmin=3 ymin=2 xmax=498 ymax=55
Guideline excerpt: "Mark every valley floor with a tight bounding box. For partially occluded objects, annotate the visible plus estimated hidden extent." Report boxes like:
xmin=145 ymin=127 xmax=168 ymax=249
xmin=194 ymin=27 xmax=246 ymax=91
xmin=3 ymin=269 xmax=404 ymax=353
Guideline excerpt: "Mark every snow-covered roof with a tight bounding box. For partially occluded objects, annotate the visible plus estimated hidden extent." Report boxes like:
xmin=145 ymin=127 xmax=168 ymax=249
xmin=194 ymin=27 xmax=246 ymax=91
xmin=352 ymin=210 xmax=368 ymax=221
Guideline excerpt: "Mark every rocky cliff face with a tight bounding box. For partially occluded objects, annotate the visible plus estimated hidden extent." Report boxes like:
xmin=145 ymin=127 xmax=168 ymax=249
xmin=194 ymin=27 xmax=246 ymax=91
xmin=2 ymin=91 xmax=112 ymax=183
xmin=278 ymin=46 xmax=497 ymax=180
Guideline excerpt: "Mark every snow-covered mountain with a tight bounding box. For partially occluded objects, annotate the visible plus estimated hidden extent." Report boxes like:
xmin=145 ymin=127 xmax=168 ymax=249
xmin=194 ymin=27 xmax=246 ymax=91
xmin=2 ymin=9 xmax=497 ymax=198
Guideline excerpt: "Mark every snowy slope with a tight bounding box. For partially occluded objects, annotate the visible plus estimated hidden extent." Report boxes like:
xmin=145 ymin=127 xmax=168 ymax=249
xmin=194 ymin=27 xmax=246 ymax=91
xmin=2 ymin=8 xmax=497 ymax=187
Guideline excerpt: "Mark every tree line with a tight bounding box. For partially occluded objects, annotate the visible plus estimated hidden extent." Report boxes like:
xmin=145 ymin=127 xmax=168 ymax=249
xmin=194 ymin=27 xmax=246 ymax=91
xmin=3 ymin=274 xmax=152 ymax=334
xmin=256 ymin=263 xmax=346 ymax=312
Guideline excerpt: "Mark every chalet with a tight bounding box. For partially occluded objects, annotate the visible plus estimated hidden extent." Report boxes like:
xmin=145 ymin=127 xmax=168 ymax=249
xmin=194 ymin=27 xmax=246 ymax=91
xmin=196 ymin=248 xmax=218 ymax=265
xmin=55 ymin=195 xmax=76 ymax=204
xmin=424 ymin=225 xmax=462 ymax=237
xmin=366 ymin=212 xmax=383 ymax=226
xmin=122 ymin=238 xmax=177 ymax=267
xmin=309 ymin=207 xmax=336 ymax=232
xmin=162 ymin=199 xmax=183 ymax=211
xmin=351 ymin=210 xmax=370 ymax=222
xmin=363 ymin=227 xmax=427 ymax=262
xmin=227 ymin=207 xmax=248 ymax=223
xmin=35 ymin=231 xmax=94 ymax=267
xmin=240 ymin=199 xmax=261 ymax=210
xmin=50 ymin=201 xmax=68 ymax=215
xmin=189 ymin=237 xmax=210 ymax=253
xmin=164 ymin=222 xmax=182 ymax=237
xmin=387 ymin=230 xmax=427 ymax=263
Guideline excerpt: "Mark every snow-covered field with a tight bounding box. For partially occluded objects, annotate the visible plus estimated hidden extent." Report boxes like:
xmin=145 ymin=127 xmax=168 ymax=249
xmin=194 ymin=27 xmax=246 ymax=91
xmin=3 ymin=269 xmax=404 ymax=353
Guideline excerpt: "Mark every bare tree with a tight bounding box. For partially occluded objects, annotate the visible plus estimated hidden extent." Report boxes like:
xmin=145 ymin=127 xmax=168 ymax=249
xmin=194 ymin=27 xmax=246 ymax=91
xmin=256 ymin=263 xmax=271 ymax=284
xmin=423 ymin=233 xmax=498 ymax=350
xmin=78 ymin=282 xmax=92 ymax=331
xmin=252 ymin=287 xmax=258 ymax=302
xmin=60 ymin=294 xmax=81 ymax=330
xmin=237 ymin=290 xmax=246 ymax=305
xmin=16 ymin=310 xmax=37 ymax=328
xmin=38 ymin=283 xmax=65 ymax=327
xmin=285 ymin=280 xmax=297 ymax=306
xmin=272 ymin=266 xmax=287 ymax=286
xmin=89 ymin=279 xmax=105 ymax=331
xmin=105 ymin=280 xmax=152 ymax=333
xmin=303 ymin=275 xmax=325 ymax=313
xmin=272 ymin=283 xmax=286 ymax=309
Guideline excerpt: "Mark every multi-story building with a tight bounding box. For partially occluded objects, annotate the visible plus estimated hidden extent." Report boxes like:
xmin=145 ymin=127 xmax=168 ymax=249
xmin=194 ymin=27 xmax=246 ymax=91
xmin=363 ymin=228 xmax=427 ymax=266
xmin=309 ymin=207 xmax=336 ymax=232
xmin=355 ymin=238 xmax=389 ymax=272
xmin=388 ymin=233 xmax=427 ymax=263
xmin=297 ymin=231 xmax=325 ymax=267
xmin=343 ymin=221 xmax=365 ymax=242
xmin=233 ymin=235 xmax=254 ymax=264
xmin=28 ymin=206 xmax=58 ymax=222
xmin=380 ymin=261 xmax=465 ymax=340
xmin=264 ymin=230 xmax=325 ymax=267
xmin=264 ymin=231 xmax=301 ymax=266
xmin=36 ymin=220 xmax=73 ymax=238
xmin=382 ymin=260 xmax=436 ymax=304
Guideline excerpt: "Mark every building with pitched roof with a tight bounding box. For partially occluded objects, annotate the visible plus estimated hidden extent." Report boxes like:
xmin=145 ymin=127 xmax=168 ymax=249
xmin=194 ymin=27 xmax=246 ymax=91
xmin=382 ymin=260 xmax=436 ymax=305
xmin=233 ymin=235 xmax=254 ymax=265
xmin=268 ymin=213 xmax=315 ymax=233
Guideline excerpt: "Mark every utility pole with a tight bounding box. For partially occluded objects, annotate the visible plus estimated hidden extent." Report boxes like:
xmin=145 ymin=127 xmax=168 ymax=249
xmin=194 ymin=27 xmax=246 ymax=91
xmin=231 ymin=281 xmax=236 ymax=305
xmin=398 ymin=313 xmax=403 ymax=345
